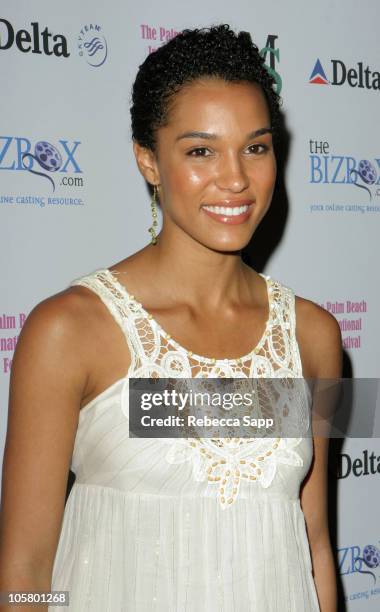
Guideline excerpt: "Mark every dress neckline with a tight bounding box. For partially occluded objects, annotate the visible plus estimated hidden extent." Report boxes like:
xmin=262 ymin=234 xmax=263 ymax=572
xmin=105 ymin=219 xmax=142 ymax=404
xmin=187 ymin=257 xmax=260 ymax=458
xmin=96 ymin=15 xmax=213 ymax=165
xmin=101 ymin=267 xmax=275 ymax=365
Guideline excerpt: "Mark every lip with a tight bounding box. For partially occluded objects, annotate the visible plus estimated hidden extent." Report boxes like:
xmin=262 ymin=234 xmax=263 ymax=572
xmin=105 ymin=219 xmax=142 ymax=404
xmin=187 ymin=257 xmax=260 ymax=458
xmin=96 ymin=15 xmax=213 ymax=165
xmin=201 ymin=199 xmax=254 ymax=208
xmin=201 ymin=201 xmax=254 ymax=225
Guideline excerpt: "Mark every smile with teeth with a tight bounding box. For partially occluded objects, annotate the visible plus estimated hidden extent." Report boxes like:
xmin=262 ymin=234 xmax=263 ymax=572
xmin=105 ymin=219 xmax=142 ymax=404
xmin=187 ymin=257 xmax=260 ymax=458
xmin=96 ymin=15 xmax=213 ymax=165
xmin=202 ymin=204 xmax=251 ymax=216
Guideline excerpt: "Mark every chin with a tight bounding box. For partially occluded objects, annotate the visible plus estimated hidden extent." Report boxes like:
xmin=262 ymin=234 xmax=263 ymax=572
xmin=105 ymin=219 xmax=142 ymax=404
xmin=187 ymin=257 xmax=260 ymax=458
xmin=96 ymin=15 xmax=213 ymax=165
xmin=204 ymin=237 xmax=250 ymax=254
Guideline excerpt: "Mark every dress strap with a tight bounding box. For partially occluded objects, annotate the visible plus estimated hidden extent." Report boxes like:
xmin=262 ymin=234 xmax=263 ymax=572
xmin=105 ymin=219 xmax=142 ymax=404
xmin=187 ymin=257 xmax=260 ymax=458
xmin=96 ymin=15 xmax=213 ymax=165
xmin=278 ymin=282 xmax=303 ymax=377
xmin=69 ymin=268 xmax=134 ymax=341
xmin=69 ymin=268 xmax=160 ymax=376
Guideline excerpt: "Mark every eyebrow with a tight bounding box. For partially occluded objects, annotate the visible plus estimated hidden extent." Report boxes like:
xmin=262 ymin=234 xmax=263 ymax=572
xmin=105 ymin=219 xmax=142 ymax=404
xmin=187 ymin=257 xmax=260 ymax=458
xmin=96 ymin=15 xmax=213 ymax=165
xmin=175 ymin=127 xmax=272 ymax=141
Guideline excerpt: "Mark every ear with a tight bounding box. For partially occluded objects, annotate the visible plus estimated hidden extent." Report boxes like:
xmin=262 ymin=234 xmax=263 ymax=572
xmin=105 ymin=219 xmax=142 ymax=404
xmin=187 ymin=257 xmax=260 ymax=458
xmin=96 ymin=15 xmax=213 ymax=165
xmin=133 ymin=141 xmax=160 ymax=185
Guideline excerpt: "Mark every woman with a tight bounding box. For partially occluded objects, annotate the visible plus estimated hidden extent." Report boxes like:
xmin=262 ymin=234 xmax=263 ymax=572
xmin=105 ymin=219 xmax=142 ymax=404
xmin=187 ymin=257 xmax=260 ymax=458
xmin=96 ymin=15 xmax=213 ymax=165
xmin=0 ymin=25 xmax=342 ymax=611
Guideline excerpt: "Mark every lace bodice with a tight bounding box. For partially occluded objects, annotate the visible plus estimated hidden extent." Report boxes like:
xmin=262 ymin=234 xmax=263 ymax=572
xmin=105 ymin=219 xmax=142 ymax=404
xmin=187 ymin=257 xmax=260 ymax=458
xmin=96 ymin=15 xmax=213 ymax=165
xmin=70 ymin=267 xmax=303 ymax=378
xmin=68 ymin=268 xmax=311 ymax=510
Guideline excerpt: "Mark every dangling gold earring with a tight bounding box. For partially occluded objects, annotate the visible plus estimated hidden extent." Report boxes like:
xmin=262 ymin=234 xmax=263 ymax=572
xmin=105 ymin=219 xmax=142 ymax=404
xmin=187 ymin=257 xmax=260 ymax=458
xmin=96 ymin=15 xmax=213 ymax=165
xmin=148 ymin=184 xmax=159 ymax=245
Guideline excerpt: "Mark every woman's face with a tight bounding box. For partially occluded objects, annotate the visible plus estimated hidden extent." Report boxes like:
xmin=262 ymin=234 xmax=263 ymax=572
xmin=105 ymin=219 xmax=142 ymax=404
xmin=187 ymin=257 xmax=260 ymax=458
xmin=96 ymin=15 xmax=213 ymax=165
xmin=135 ymin=78 xmax=277 ymax=252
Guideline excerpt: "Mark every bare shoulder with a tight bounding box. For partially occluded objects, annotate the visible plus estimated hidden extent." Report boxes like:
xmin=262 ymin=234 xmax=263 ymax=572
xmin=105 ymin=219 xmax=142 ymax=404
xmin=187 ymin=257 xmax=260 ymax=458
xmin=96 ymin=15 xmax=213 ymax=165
xmin=16 ymin=283 xmax=101 ymax=349
xmin=12 ymin=284 xmax=107 ymax=398
xmin=294 ymin=294 xmax=343 ymax=379
xmin=22 ymin=283 xmax=98 ymax=336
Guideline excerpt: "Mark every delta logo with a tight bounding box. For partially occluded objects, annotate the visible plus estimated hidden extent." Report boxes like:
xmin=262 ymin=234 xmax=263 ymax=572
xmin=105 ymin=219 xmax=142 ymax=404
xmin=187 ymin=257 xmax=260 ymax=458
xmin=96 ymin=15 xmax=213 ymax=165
xmin=309 ymin=57 xmax=380 ymax=90
xmin=309 ymin=59 xmax=329 ymax=85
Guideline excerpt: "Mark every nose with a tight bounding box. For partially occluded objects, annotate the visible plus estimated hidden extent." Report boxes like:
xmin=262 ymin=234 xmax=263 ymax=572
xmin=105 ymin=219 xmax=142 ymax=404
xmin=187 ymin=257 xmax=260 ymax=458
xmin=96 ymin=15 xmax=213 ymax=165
xmin=215 ymin=153 xmax=249 ymax=193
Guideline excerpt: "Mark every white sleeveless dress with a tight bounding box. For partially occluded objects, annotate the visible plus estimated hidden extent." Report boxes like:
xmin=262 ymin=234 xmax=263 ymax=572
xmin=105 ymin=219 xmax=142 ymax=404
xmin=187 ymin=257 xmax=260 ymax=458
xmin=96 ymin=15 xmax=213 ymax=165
xmin=50 ymin=268 xmax=320 ymax=612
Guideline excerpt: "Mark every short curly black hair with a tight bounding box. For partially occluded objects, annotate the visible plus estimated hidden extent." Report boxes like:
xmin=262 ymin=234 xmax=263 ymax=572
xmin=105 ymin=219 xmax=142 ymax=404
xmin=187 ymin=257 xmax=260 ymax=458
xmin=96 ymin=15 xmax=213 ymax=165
xmin=130 ymin=24 xmax=282 ymax=151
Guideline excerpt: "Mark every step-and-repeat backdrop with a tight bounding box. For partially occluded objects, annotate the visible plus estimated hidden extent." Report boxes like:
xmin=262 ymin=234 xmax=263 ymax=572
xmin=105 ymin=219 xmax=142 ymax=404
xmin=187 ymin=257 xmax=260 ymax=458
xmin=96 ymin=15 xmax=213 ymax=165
xmin=1 ymin=1 xmax=379 ymax=608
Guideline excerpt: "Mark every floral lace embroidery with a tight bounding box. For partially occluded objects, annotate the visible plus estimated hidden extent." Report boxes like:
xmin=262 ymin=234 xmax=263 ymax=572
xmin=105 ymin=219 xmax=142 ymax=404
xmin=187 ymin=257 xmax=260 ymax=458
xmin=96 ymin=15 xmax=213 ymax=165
xmin=70 ymin=268 xmax=309 ymax=510
xmin=165 ymin=436 xmax=304 ymax=509
xmin=164 ymin=376 xmax=310 ymax=509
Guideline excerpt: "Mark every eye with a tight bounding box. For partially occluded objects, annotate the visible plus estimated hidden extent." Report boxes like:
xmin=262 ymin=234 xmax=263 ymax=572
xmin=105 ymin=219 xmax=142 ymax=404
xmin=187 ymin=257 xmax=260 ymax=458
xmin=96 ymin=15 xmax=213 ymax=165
xmin=186 ymin=147 xmax=212 ymax=157
xmin=246 ymin=143 xmax=268 ymax=155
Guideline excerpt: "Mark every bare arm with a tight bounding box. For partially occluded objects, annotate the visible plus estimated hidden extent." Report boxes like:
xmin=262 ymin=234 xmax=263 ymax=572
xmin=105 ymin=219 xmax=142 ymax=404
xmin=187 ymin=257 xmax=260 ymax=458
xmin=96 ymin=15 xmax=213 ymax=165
xmin=299 ymin=303 xmax=343 ymax=612
xmin=0 ymin=290 xmax=91 ymax=610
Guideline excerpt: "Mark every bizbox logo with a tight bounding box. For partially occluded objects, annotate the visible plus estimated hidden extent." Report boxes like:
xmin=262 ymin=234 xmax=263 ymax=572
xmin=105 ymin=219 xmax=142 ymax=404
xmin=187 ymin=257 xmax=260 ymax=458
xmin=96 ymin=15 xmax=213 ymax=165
xmin=339 ymin=541 xmax=380 ymax=585
xmin=20 ymin=140 xmax=82 ymax=192
xmin=0 ymin=137 xmax=83 ymax=192
xmin=0 ymin=136 xmax=85 ymax=209
xmin=338 ymin=540 xmax=380 ymax=605
xmin=309 ymin=57 xmax=380 ymax=90
xmin=309 ymin=139 xmax=380 ymax=201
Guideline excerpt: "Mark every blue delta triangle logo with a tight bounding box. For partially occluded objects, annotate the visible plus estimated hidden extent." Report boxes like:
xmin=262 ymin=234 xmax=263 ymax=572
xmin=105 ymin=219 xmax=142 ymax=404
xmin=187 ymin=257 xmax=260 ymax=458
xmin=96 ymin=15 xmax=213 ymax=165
xmin=309 ymin=59 xmax=329 ymax=84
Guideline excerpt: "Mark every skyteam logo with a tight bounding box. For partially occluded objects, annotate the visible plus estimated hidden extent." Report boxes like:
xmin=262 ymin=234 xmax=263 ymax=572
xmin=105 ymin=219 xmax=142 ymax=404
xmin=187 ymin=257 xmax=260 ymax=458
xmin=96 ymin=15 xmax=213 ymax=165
xmin=309 ymin=58 xmax=329 ymax=84
xmin=309 ymin=57 xmax=380 ymax=90
xmin=78 ymin=24 xmax=107 ymax=67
